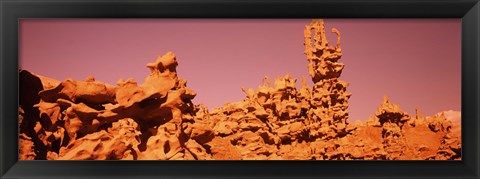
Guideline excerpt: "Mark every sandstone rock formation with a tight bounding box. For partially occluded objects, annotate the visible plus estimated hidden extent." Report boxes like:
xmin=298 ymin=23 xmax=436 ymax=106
xmin=19 ymin=52 xmax=208 ymax=160
xmin=18 ymin=20 xmax=461 ymax=160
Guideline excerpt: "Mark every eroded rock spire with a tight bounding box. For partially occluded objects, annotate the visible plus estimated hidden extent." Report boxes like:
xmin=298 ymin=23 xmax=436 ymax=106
xmin=304 ymin=19 xmax=351 ymax=138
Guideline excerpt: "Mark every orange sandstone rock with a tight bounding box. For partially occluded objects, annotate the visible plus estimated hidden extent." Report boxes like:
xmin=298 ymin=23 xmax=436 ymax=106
xmin=18 ymin=20 xmax=461 ymax=160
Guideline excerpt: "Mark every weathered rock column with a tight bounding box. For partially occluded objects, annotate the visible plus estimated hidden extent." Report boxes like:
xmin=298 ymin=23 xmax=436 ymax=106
xmin=373 ymin=96 xmax=410 ymax=159
xmin=304 ymin=20 xmax=351 ymax=138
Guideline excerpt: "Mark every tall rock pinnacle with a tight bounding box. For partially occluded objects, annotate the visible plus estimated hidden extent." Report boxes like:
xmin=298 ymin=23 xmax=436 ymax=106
xmin=304 ymin=20 xmax=352 ymax=138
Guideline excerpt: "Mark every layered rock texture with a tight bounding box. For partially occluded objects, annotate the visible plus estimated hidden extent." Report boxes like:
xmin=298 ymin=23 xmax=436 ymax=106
xmin=19 ymin=20 xmax=461 ymax=160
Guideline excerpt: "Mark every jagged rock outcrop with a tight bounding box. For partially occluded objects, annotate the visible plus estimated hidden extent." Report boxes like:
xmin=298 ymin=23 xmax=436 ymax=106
xmin=351 ymin=96 xmax=461 ymax=160
xmin=19 ymin=52 xmax=211 ymax=160
xmin=19 ymin=19 xmax=461 ymax=160
xmin=197 ymin=20 xmax=354 ymax=160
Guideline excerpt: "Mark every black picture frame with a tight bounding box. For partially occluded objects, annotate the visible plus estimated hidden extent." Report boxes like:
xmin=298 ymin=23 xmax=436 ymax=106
xmin=1 ymin=0 xmax=479 ymax=178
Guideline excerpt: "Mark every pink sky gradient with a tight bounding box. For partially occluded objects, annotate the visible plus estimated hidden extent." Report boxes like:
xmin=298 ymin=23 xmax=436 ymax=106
xmin=19 ymin=19 xmax=461 ymax=122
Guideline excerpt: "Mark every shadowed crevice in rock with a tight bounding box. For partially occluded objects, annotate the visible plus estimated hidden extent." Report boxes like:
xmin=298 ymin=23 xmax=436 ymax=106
xmin=19 ymin=70 xmax=47 ymax=159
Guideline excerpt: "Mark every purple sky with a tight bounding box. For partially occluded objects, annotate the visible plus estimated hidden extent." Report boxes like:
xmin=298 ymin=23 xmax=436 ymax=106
xmin=19 ymin=19 xmax=461 ymax=122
